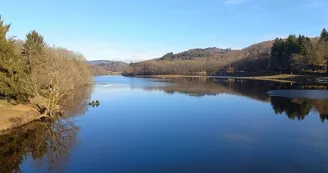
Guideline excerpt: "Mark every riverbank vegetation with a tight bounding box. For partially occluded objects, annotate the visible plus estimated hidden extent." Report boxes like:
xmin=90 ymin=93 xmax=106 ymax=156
xmin=123 ymin=29 xmax=328 ymax=77
xmin=0 ymin=16 xmax=91 ymax=119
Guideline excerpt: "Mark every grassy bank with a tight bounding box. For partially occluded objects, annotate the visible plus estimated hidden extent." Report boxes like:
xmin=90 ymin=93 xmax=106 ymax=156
xmin=0 ymin=100 xmax=40 ymax=131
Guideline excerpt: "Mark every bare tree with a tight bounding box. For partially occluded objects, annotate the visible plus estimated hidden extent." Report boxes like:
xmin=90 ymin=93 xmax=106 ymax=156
xmin=23 ymin=47 xmax=91 ymax=117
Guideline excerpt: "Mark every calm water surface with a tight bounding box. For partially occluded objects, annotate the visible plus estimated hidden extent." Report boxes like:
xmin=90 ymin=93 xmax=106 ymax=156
xmin=1 ymin=76 xmax=328 ymax=173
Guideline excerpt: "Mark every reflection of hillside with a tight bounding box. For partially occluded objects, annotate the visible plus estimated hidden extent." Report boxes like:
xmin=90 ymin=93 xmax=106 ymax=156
xmin=271 ymin=97 xmax=328 ymax=121
xmin=145 ymin=78 xmax=328 ymax=122
xmin=146 ymin=78 xmax=237 ymax=97
xmin=145 ymin=78 xmax=278 ymax=102
xmin=145 ymin=78 xmax=327 ymax=103
xmin=0 ymin=120 xmax=78 ymax=173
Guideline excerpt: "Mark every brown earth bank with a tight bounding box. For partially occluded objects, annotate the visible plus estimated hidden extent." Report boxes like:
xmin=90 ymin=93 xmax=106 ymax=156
xmin=0 ymin=100 xmax=40 ymax=131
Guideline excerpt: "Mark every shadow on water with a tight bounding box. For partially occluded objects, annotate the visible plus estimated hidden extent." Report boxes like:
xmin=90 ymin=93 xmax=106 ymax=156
xmin=145 ymin=77 xmax=328 ymax=121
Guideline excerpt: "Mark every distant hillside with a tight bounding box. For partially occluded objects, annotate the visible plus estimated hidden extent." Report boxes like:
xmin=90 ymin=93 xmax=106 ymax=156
xmin=123 ymin=35 xmax=323 ymax=76
xmin=88 ymin=60 xmax=129 ymax=71
xmin=89 ymin=64 xmax=110 ymax=76
xmin=122 ymin=41 xmax=276 ymax=76
xmin=88 ymin=60 xmax=129 ymax=76
xmin=156 ymin=38 xmax=319 ymax=63
xmin=158 ymin=41 xmax=276 ymax=62
xmin=159 ymin=47 xmax=232 ymax=61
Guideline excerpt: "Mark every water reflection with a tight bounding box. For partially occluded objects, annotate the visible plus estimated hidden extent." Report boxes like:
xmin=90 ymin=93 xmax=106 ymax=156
xmin=1 ymin=76 xmax=328 ymax=173
xmin=62 ymin=85 xmax=93 ymax=117
xmin=271 ymin=97 xmax=328 ymax=121
xmin=145 ymin=77 xmax=328 ymax=121
xmin=0 ymin=119 xmax=78 ymax=173
xmin=0 ymin=85 xmax=92 ymax=173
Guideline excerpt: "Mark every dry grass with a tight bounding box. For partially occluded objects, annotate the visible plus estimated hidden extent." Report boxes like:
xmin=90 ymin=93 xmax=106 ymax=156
xmin=0 ymin=100 xmax=40 ymax=131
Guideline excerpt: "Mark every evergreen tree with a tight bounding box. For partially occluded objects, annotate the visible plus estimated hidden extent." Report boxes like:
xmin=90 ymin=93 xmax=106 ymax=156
xmin=318 ymin=28 xmax=328 ymax=73
xmin=22 ymin=30 xmax=46 ymax=73
xmin=270 ymin=38 xmax=286 ymax=72
xmin=284 ymin=34 xmax=299 ymax=72
xmin=320 ymin=28 xmax=328 ymax=41
xmin=296 ymin=35 xmax=316 ymax=67
xmin=285 ymin=35 xmax=299 ymax=56
xmin=0 ymin=16 xmax=27 ymax=101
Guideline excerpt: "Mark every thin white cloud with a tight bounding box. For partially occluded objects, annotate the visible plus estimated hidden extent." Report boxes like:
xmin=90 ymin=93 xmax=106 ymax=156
xmin=224 ymin=0 xmax=248 ymax=5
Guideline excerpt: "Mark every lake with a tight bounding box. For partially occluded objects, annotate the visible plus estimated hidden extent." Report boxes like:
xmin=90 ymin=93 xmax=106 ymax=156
xmin=1 ymin=75 xmax=328 ymax=173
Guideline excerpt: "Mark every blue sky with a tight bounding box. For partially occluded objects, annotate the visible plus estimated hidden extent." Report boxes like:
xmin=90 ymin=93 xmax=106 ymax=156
xmin=1 ymin=0 xmax=327 ymax=61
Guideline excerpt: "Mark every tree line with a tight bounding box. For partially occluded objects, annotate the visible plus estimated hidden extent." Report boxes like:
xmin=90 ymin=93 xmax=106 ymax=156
xmin=123 ymin=29 xmax=328 ymax=76
xmin=123 ymin=59 xmax=231 ymax=76
xmin=0 ymin=16 xmax=91 ymax=117
xmin=214 ymin=29 xmax=328 ymax=74
xmin=270 ymin=29 xmax=328 ymax=74
xmin=159 ymin=47 xmax=232 ymax=61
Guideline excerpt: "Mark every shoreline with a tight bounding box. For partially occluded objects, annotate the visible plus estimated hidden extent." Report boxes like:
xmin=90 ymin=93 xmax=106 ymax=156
xmin=0 ymin=100 xmax=41 ymax=131
xmin=133 ymin=74 xmax=327 ymax=84
xmin=1 ymin=74 xmax=326 ymax=131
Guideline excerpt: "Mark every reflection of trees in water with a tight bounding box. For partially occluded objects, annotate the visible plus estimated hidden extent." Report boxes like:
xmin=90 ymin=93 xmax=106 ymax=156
xmin=271 ymin=97 xmax=312 ymax=120
xmin=146 ymin=78 xmax=328 ymax=122
xmin=314 ymin=100 xmax=328 ymax=121
xmin=215 ymin=79 xmax=284 ymax=102
xmin=62 ymin=85 xmax=93 ymax=117
xmin=145 ymin=78 xmax=272 ymax=100
xmin=0 ymin=119 xmax=78 ymax=173
xmin=146 ymin=78 xmax=317 ymax=102
xmin=270 ymin=97 xmax=328 ymax=121
xmin=0 ymin=84 xmax=91 ymax=173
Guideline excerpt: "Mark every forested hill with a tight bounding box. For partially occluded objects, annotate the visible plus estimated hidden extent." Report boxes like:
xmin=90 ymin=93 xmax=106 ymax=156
xmin=88 ymin=60 xmax=129 ymax=76
xmin=122 ymin=40 xmax=277 ymax=76
xmin=159 ymin=47 xmax=233 ymax=60
xmin=123 ymin=32 xmax=326 ymax=76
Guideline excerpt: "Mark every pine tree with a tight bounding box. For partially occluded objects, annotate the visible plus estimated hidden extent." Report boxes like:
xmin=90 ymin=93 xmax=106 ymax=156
xmin=270 ymin=38 xmax=286 ymax=72
xmin=284 ymin=34 xmax=299 ymax=72
xmin=317 ymin=28 xmax=328 ymax=73
xmin=285 ymin=35 xmax=299 ymax=56
xmin=0 ymin=16 xmax=27 ymax=101
xmin=320 ymin=28 xmax=328 ymax=41
xmin=22 ymin=30 xmax=46 ymax=73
